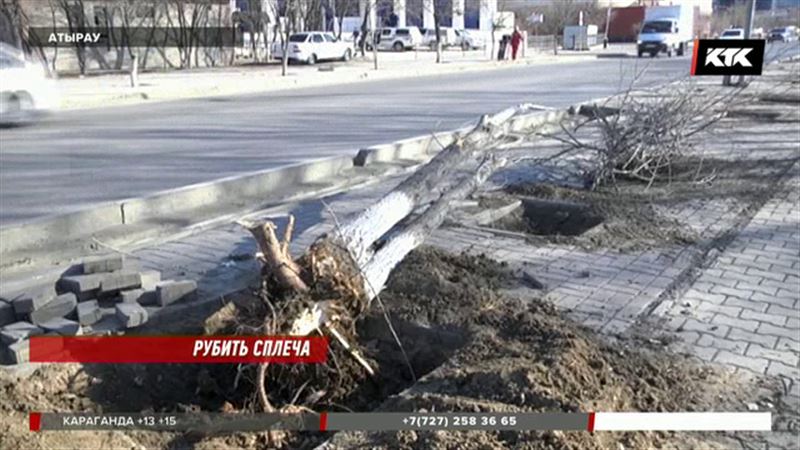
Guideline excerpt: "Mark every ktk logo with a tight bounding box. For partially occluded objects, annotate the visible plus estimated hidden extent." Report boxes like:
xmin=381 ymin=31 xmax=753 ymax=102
xmin=692 ymin=39 xmax=765 ymax=76
xmin=705 ymin=48 xmax=753 ymax=67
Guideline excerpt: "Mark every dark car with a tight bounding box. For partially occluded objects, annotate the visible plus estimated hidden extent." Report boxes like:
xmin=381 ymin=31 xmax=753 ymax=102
xmin=768 ymin=27 xmax=796 ymax=42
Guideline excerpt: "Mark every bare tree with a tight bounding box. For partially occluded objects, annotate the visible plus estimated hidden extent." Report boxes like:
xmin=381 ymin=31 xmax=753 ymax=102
xmin=332 ymin=0 xmax=360 ymax=39
xmin=299 ymin=0 xmax=327 ymax=31
xmin=0 ymin=0 xmax=53 ymax=71
xmin=710 ymin=2 xmax=751 ymax=36
xmin=0 ymin=0 xmax=25 ymax=49
xmin=431 ymin=0 xmax=447 ymax=63
xmin=165 ymin=0 xmax=209 ymax=69
xmin=355 ymin=0 xmax=380 ymax=70
xmin=235 ymin=0 xmax=273 ymax=63
xmin=49 ymin=0 xmax=89 ymax=74
xmin=508 ymin=0 xmax=603 ymax=38
xmin=272 ymin=0 xmax=305 ymax=76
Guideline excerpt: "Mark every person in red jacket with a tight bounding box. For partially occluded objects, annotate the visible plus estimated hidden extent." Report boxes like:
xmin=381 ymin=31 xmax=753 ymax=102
xmin=511 ymin=26 xmax=523 ymax=60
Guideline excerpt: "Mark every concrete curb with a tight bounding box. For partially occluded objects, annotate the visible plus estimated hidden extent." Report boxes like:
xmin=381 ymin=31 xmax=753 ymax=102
xmin=354 ymin=131 xmax=460 ymax=167
xmin=0 ymin=204 xmax=122 ymax=265
xmin=354 ymin=109 xmax=568 ymax=167
xmin=120 ymin=155 xmax=354 ymax=224
xmin=595 ymin=53 xmax=634 ymax=59
xmin=0 ymin=108 xmax=568 ymax=271
xmin=0 ymin=156 xmax=354 ymax=262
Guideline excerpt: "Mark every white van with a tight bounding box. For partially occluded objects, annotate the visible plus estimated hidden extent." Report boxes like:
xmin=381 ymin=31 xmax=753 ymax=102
xmin=374 ymin=27 xmax=423 ymax=51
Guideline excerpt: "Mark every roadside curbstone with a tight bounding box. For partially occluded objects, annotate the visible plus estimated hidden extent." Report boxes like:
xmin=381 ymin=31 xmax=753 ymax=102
xmin=115 ymin=303 xmax=148 ymax=328
xmin=353 ymin=110 xmax=570 ymax=168
xmin=0 ymin=204 xmax=123 ymax=271
xmin=0 ymin=321 xmax=44 ymax=345
xmin=99 ymin=271 xmax=142 ymax=294
xmin=76 ymin=300 xmax=103 ymax=326
xmin=156 ymin=280 xmax=197 ymax=307
xmin=119 ymin=288 xmax=157 ymax=305
xmin=30 ymin=293 xmax=77 ymax=326
xmin=140 ymin=270 xmax=161 ymax=290
xmin=0 ymin=300 xmax=16 ymax=327
xmin=38 ymin=317 xmax=82 ymax=336
xmin=354 ymin=131 xmax=458 ymax=167
xmin=119 ymin=288 xmax=141 ymax=302
xmin=84 ymin=310 xmax=124 ymax=335
xmin=82 ymin=254 xmax=124 ymax=274
xmin=59 ymin=273 xmax=104 ymax=301
xmin=6 ymin=339 xmax=30 ymax=364
xmin=10 ymin=286 xmax=57 ymax=315
xmin=120 ymin=156 xmax=353 ymax=225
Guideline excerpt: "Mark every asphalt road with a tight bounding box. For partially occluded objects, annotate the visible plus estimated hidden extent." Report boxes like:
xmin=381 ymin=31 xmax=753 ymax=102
xmin=0 ymin=43 xmax=795 ymax=225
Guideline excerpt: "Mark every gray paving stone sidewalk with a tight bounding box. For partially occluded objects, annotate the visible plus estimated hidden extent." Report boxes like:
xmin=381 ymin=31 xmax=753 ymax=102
xmin=657 ymin=162 xmax=799 ymax=383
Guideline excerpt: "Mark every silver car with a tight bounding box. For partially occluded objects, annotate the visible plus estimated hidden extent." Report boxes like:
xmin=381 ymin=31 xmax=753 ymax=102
xmin=0 ymin=44 xmax=58 ymax=125
xmin=374 ymin=27 xmax=423 ymax=51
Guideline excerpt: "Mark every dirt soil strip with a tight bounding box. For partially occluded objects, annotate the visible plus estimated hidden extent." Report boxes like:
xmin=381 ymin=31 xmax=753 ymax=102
xmin=1 ymin=248 xmax=782 ymax=450
xmin=321 ymin=248 xmax=782 ymax=450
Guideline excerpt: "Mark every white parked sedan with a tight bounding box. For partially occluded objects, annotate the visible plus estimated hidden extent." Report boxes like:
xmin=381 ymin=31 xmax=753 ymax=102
xmin=272 ymin=32 xmax=353 ymax=65
xmin=719 ymin=28 xmax=745 ymax=40
xmin=0 ymin=44 xmax=59 ymax=125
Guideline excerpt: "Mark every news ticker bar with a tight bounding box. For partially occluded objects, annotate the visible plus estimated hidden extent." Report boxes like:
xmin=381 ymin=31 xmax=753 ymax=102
xmin=30 ymin=412 xmax=772 ymax=432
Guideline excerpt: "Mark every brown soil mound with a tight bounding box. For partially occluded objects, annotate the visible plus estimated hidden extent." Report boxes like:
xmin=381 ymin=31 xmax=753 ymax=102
xmin=0 ymin=248 xmax=770 ymax=450
xmin=329 ymin=247 xmax=750 ymax=449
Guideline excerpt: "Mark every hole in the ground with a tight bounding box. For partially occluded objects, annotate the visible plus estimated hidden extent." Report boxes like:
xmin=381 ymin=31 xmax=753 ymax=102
xmin=339 ymin=314 xmax=468 ymax=408
xmin=360 ymin=314 xmax=466 ymax=378
xmin=491 ymin=197 xmax=605 ymax=236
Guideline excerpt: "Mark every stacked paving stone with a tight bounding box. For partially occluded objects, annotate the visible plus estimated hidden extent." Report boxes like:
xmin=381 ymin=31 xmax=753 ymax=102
xmin=0 ymin=254 xmax=197 ymax=365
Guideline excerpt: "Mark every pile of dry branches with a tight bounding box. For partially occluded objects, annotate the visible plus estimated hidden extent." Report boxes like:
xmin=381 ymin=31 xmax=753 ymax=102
xmin=557 ymin=75 xmax=746 ymax=189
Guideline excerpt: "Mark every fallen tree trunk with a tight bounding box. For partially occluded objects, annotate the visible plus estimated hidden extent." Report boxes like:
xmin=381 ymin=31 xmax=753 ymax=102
xmin=336 ymin=103 xmax=537 ymax=266
xmin=360 ymin=155 xmax=508 ymax=301
xmin=239 ymin=105 xmax=541 ymax=415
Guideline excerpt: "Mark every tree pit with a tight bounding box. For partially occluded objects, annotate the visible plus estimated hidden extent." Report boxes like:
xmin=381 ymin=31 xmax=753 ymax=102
xmin=490 ymin=198 xmax=605 ymax=237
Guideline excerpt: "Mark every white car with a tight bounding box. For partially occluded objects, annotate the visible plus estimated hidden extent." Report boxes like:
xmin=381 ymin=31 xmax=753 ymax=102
xmin=374 ymin=27 xmax=424 ymax=51
xmin=0 ymin=44 xmax=58 ymax=125
xmin=719 ymin=28 xmax=745 ymax=40
xmin=272 ymin=32 xmax=353 ymax=64
xmin=420 ymin=27 xmax=458 ymax=49
xmin=454 ymin=29 xmax=485 ymax=50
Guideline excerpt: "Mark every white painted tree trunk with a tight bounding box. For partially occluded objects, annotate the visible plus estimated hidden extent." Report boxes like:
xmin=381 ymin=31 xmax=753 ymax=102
xmin=291 ymin=155 xmax=507 ymax=335
xmin=360 ymin=156 xmax=507 ymax=300
xmin=336 ymin=191 xmax=414 ymax=266
xmin=336 ymin=104 xmax=534 ymax=264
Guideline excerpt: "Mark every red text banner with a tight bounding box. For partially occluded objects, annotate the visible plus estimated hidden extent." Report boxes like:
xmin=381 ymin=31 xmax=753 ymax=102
xmin=29 ymin=336 xmax=328 ymax=364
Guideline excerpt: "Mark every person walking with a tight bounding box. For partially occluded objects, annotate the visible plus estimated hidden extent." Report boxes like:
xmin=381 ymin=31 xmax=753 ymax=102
xmin=511 ymin=26 xmax=523 ymax=60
